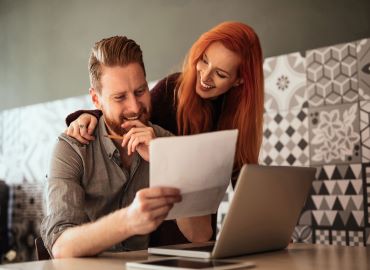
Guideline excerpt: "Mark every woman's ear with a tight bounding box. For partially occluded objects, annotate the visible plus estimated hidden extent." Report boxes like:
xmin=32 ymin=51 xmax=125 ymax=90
xmin=233 ymin=78 xmax=244 ymax=87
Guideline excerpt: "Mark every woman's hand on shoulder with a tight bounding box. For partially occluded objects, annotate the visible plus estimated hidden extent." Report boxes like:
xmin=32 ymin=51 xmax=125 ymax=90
xmin=65 ymin=113 xmax=97 ymax=144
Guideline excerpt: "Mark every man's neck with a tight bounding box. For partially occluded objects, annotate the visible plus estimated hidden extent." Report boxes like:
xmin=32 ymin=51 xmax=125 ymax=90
xmin=103 ymin=119 xmax=134 ymax=168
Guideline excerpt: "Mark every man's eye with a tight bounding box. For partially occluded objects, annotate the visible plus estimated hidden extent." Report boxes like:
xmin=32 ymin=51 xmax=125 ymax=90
xmin=115 ymin=96 xmax=125 ymax=101
xmin=135 ymin=89 xmax=145 ymax=96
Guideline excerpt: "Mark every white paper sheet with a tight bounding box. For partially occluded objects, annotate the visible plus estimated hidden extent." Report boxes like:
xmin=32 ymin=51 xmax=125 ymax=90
xmin=149 ymin=130 xmax=238 ymax=220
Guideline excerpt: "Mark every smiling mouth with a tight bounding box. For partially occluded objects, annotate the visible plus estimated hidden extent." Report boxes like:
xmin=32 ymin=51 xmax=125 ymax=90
xmin=123 ymin=115 xmax=140 ymax=121
xmin=199 ymin=75 xmax=215 ymax=89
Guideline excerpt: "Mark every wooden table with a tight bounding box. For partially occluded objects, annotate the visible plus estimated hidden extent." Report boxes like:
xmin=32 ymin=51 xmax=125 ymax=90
xmin=1 ymin=243 xmax=369 ymax=270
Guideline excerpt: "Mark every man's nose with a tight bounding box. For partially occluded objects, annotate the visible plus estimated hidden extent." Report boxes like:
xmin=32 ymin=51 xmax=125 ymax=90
xmin=126 ymin=95 xmax=141 ymax=113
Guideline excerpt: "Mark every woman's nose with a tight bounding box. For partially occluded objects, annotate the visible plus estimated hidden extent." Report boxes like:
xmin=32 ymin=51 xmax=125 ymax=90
xmin=202 ymin=67 xmax=212 ymax=81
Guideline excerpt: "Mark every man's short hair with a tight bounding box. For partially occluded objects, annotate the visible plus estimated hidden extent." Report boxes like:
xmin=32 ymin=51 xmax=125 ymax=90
xmin=88 ymin=36 xmax=146 ymax=93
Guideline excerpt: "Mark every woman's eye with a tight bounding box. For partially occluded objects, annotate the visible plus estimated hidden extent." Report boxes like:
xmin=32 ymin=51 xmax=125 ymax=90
xmin=216 ymin=71 xmax=226 ymax=79
xmin=202 ymin=57 xmax=208 ymax=64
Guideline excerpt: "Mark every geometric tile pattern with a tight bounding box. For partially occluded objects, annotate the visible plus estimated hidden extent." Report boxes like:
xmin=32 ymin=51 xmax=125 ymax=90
xmin=331 ymin=230 xmax=347 ymax=245
xmin=360 ymin=101 xmax=370 ymax=162
xmin=264 ymin=52 xmax=307 ymax=112
xmin=216 ymin=183 xmax=234 ymax=236
xmin=308 ymin=103 xmax=361 ymax=165
xmin=315 ymin=229 xmax=330 ymax=245
xmin=307 ymin=42 xmax=359 ymax=107
xmin=357 ymin=38 xmax=370 ymax=100
xmin=362 ymin=164 xmax=370 ymax=227
xmin=307 ymin=164 xmax=367 ymax=246
xmin=311 ymin=164 xmax=364 ymax=229
xmin=292 ymin=225 xmax=312 ymax=244
xmin=348 ymin=230 xmax=365 ymax=246
xmin=260 ymin=109 xmax=309 ymax=166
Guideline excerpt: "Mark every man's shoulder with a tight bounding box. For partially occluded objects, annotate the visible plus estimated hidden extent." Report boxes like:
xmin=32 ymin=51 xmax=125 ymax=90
xmin=58 ymin=133 xmax=87 ymax=147
xmin=54 ymin=133 xmax=92 ymax=157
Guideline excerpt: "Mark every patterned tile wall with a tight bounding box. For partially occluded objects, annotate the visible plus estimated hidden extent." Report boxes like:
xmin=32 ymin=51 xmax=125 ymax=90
xmin=267 ymin=39 xmax=369 ymax=246
xmin=220 ymin=38 xmax=370 ymax=247
xmin=1 ymin=39 xmax=370 ymax=262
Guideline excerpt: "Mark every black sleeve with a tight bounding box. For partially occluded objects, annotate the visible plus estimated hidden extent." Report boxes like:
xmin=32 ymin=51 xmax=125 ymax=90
xmin=65 ymin=110 xmax=103 ymax=126
xmin=150 ymin=73 xmax=180 ymax=134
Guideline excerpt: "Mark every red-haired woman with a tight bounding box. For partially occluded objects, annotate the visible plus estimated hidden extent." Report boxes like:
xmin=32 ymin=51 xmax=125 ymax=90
xmin=65 ymin=21 xmax=264 ymax=246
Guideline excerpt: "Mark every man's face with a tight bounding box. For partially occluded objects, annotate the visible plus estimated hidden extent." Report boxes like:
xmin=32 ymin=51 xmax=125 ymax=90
xmin=90 ymin=63 xmax=151 ymax=135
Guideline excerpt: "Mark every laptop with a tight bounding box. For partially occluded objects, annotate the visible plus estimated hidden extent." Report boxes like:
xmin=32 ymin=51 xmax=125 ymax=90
xmin=148 ymin=164 xmax=316 ymax=259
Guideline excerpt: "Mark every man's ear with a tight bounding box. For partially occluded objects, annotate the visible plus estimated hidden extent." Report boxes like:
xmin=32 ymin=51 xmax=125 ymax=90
xmin=233 ymin=78 xmax=244 ymax=87
xmin=89 ymin=87 xmax=102 ymax=110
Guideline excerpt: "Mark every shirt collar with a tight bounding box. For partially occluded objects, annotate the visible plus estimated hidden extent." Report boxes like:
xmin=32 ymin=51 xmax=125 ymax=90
xmin=97 ymin=117 xmax=119 ymax=159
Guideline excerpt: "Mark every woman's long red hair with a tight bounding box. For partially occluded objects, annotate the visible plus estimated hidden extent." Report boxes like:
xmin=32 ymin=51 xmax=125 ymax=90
xmin=176 ymin=21 xmax=264 ymax=170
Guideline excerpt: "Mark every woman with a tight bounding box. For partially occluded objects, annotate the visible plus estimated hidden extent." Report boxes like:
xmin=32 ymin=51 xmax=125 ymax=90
xmin=65 ymin=21 xmax=264 ymax=245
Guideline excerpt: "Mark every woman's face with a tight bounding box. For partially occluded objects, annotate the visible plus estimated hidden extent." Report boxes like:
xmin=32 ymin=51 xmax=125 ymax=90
xmin=195 ymin=42 xmax=242 ymax=99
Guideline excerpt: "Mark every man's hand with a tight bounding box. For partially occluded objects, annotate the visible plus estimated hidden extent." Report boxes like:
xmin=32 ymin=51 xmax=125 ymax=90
xmin=65 ymin=113 xmax=97 ymax=144
xmin=121 ymin=120 xmax=155 ymax=161
xmin=124 ymin=187 xmax=181 ymax=235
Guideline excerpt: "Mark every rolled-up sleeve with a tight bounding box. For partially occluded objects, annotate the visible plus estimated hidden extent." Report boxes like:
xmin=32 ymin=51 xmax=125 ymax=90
xmin=40 ymin=136 xmax=89 ymax=254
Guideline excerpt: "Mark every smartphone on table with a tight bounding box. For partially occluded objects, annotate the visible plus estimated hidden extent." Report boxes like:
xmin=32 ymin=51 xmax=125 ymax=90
xmin=126 ymin=257 xmax=255 ymax=270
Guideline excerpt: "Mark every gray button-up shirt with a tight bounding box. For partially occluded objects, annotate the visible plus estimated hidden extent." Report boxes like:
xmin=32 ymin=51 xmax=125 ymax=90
xmin=41 ymin=117 xmax=172 ymax=254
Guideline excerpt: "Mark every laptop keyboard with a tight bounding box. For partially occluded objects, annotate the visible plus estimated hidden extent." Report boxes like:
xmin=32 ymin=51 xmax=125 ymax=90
xmin=181 ymin=244 xmax=215 ymax=252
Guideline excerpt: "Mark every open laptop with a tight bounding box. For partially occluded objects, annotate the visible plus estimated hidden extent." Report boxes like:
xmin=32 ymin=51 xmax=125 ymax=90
xmin=148 ymin=164 xmax=316 ymax=259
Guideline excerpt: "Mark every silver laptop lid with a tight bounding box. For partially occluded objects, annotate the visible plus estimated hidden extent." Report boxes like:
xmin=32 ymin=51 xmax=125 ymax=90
xmin=213 ymin=164 xmax=315 ymax=258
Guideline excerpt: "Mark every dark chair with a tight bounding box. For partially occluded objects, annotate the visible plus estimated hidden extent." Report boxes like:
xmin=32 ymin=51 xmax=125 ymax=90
xmin=35 ymin=237 xmax=51 ymax=260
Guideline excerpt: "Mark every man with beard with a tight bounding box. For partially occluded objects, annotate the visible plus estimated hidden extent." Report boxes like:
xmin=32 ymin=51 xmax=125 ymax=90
xmin=41 ymin=36 xmax=212 ymax=258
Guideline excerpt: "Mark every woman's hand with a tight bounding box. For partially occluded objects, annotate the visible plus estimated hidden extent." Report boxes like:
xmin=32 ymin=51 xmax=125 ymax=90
xmin=65 ymin=113 xmax=98 ymax=144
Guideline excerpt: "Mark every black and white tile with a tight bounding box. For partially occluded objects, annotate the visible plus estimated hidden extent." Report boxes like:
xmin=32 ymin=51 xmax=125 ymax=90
xmin=308 ymin=103 xmax=361 ymax=165
xmin=264 ymin=52 xmax=307 ymax=112
xmin=357 ymin=38 xmax=370 ymax=100
xmin=307 ymin=42 xmax=359 ymax=107
xmin=260 ymin=109 xmax=309 ymax=166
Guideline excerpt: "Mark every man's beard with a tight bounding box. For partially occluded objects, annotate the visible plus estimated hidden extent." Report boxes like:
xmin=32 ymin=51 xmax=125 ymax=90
xmin=103 ymin=107 xmax=150 ymax=136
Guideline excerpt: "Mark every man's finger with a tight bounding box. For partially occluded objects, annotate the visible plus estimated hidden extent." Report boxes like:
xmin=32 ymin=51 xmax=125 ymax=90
xmin=122 ymin=129 xmax=152 ymax=148
xmin=121 ymin=120 xmax=146 ymax=130
xmin=148 ymin=204 xmax=174 ymax=220
xmin=145 ymin=196 xmax=182 ymax=211
xmin=138 ymin=187 xmax=181 ymax=199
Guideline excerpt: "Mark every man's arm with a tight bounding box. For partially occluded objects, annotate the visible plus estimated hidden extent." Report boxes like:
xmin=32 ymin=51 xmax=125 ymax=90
xmin=52 ymin=187 xmax=181 ymax=258
xmin=42 ymin=137 xmax=181 ymax=258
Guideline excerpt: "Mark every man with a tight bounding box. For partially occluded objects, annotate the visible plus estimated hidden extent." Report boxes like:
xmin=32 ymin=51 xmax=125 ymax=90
xmin=41 ymin=36 xmax=212 ymax=258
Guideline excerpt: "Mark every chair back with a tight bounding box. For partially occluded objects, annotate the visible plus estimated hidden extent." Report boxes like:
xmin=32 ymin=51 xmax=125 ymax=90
xmin=35 ymin=237 xmax=51 ymax=260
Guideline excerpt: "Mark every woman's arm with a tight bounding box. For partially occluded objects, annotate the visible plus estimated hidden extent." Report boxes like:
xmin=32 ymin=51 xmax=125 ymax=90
xmin=66 ymin=109 xmax=102 ymax=126
xmin=176 ymin=215 xmax=213 ymax=243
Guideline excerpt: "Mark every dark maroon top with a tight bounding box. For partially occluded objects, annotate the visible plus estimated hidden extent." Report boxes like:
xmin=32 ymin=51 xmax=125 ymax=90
xmin=66 ymin=73 xmax=229 ymax=246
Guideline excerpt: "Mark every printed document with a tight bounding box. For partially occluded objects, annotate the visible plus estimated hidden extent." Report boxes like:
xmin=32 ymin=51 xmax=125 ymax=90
xmin=149 ymin=130 xmax=238 ymax=220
